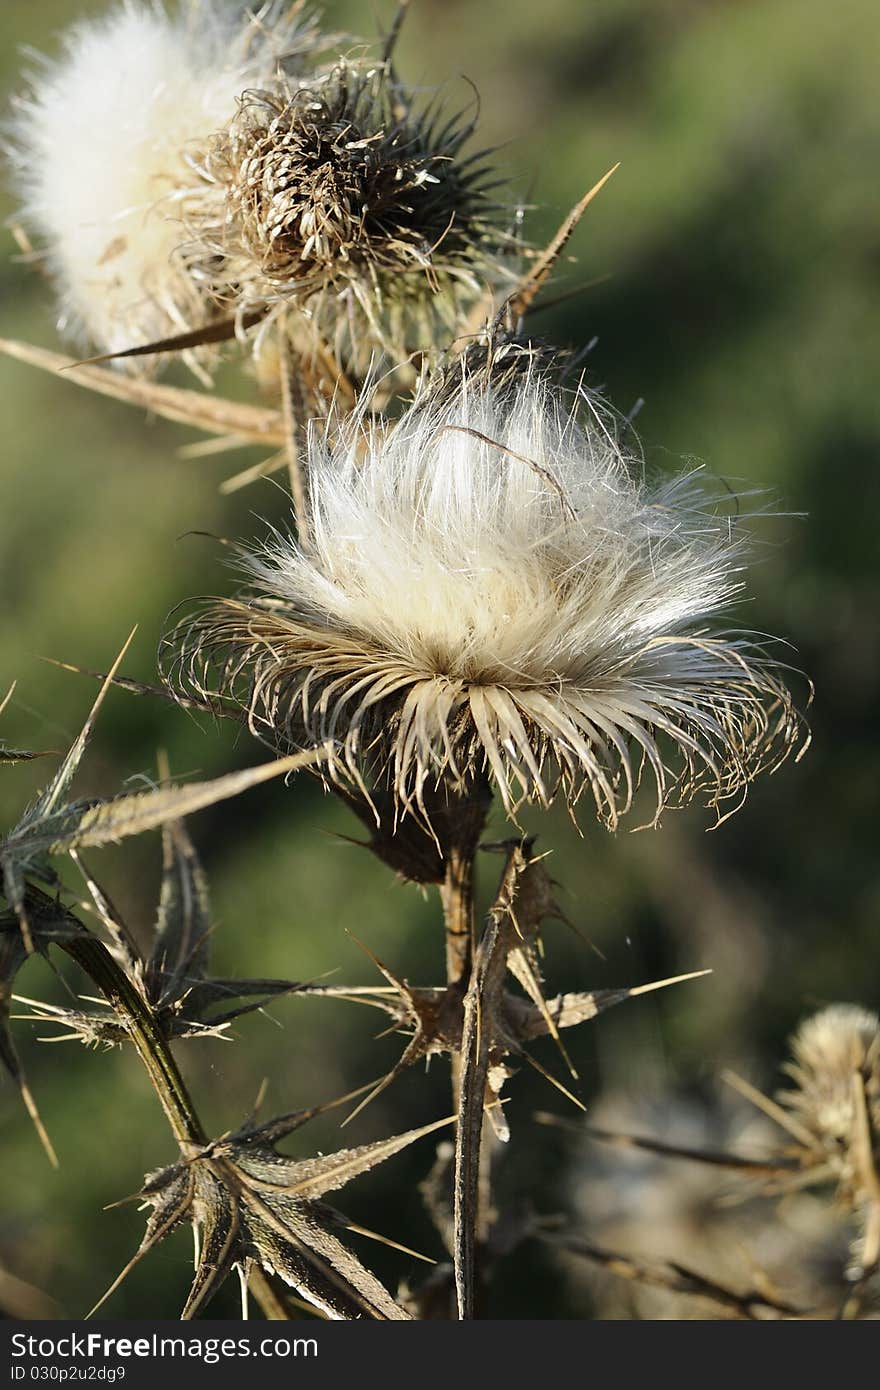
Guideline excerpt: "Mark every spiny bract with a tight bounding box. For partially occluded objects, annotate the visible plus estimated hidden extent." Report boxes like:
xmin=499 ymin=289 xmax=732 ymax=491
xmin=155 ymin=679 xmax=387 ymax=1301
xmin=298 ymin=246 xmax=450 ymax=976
xmin=183 ymin=58 xmax=506 ymax=368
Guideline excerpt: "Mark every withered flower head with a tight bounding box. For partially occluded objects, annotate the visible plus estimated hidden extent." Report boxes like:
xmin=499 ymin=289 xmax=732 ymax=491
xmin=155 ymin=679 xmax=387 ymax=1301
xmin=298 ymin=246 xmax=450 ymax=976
xmin=185 ymin=59 xmax=505 ymax=366
xmin=7 ymin=0 xmax=325 ymax=367
xmin=777 ymin=1004 xmax=880 ymax=1276
xmin=780 ymin=1004 xmax=880 ymax=1156
xmin=166 ymin=339 xmax=807 ymax=829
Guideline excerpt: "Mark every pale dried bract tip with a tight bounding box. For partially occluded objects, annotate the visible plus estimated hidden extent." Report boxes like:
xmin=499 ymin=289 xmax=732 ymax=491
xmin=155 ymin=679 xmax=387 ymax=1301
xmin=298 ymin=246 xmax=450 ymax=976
xmin=780 ymin=1004 xmax=880 ymax=1153
xmin=165 ymin=337 xmax=808 ymax=829
xmin=184 ymin=57 xmax=508 ymax=369
xmin=6 ymin=0 xmax=326 ymax=373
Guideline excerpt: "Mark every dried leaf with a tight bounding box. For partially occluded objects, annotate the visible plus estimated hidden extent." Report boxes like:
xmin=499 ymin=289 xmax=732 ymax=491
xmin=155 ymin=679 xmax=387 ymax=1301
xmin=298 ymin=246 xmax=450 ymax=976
xmin=146 ymin=811 xmax=212 ymax=1010
xmin=95 ymin=1105 xmax=453 ymax=1320
xmin=3 ymin=747 xmax=327 ymax=873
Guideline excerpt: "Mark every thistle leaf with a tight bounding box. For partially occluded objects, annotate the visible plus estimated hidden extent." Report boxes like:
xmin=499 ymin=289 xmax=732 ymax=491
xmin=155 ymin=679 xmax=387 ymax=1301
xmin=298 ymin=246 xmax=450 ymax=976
xmin=2 ymin=748 xmax=327 ymax=871
xmin=97 ymin=1100 xmax=453 ymax=1319
xmin=147 ymin=813 xmax=212 ymax=1010
xmin=0 ymin=747 xmax=45 ymax=766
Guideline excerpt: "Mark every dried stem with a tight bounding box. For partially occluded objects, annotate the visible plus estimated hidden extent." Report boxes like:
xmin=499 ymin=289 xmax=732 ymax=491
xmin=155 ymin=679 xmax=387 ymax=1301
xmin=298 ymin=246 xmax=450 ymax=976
xmin=60 ymin=934 xmax=204 ymax=1149
xmin=278 ymin=329 xmax=312 ymax=551
xmin=441 ymin=846 xmax=475 ymax=998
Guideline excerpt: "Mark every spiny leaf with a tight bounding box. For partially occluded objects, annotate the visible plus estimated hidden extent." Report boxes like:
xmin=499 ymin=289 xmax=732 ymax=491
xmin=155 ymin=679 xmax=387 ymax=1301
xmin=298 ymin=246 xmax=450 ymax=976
xmin=516 ymin=971 xmax=713 ymax=1041
xmin=147 ymin=805 xmax=212 ymax=1010
xmin=3 ymin=746 xmax=328 ymax=867
xmin=243 ymin=1114 xmax=456 ymax=1201
xmin=179 ymin=1170 xmax=241 ymax=1320
xmin=97 ymin=1100 xmax=453 ymax=1319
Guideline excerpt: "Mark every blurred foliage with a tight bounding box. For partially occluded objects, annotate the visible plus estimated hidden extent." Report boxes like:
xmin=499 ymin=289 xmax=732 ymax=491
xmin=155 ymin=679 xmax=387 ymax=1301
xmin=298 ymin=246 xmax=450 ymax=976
xmin=0 ymin=0 xmax=877 ymax=1319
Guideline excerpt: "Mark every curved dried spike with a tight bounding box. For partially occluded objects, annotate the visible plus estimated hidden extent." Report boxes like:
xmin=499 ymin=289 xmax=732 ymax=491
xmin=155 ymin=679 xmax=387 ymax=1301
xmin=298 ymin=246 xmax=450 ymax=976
xmin=508 ymin=165 xmax=619 ymax=322
xmin=0 ymin=338 xmax=285 ymax=445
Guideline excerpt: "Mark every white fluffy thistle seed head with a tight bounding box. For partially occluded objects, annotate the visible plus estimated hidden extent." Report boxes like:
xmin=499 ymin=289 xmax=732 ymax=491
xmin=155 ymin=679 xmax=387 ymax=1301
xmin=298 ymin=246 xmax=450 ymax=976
xmin=7 ymin=0 xmax=324 ymax=366
xmin=167 ymin=340 xmax=807 ymax=827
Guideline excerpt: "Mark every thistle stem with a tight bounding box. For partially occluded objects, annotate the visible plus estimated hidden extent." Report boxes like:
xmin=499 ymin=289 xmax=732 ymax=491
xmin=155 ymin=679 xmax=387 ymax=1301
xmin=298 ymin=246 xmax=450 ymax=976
xmin=441 ymin=845 xmax=475 ymax=994
xmin=60 ymin=935 xmax=205 ymax=1150
xmin=278 ymin=329 xmax=312 ymax=552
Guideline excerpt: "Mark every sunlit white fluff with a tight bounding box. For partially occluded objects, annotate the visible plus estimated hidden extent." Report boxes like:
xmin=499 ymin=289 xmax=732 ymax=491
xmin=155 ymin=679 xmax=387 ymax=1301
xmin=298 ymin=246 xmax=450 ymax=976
xmin=169 ymin=342 xmax=806 ymax=826
xmin=8 ymin=0 xmax=322 ymax=364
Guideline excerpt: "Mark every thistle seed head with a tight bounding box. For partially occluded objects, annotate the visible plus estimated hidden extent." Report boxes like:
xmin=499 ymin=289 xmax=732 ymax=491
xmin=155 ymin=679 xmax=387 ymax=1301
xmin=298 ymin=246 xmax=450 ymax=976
xmin=165 ymin=338 xmax=808 ymax=828
xmin=6 ymin=0 xmax=326 ymax=369
xmin=780 ymin=1004 xmax=880 ymax=1156
xmin=185 ymin=60 xmax=507 ymax=367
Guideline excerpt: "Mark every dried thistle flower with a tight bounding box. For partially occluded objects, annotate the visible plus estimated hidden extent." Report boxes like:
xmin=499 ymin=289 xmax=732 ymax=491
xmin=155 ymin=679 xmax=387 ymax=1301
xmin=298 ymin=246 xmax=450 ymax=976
xmin=183 ymin=58 xmax=506 ymax=368
xmin=778 ymin=1005 xmax=880 ymax=1247
xmin=6 ymin=0 xmax=324 ymax=368
xmin=168 ymin=339 xmax=807 ymax=828
xmin=781 ymin=1006 xmax=880 ymax=1148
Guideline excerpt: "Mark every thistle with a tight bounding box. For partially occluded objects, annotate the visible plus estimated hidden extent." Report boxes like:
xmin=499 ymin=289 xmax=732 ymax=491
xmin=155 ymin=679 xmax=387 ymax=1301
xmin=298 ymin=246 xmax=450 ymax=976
xmin=166 ymin=338 xmax=807 ymax=830
xmin=6 ymin=0 xmax=325 ymax=370
xmin=183 ymin=57 xmax=507 ymax=370
xmin=778 ymin=1005 xmax=880 ymax=1271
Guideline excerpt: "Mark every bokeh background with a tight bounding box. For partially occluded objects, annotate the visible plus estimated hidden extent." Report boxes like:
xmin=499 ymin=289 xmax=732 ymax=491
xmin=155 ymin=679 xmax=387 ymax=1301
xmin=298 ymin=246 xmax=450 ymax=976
xmin=1 ymin=0 xmax=877 ymax=1319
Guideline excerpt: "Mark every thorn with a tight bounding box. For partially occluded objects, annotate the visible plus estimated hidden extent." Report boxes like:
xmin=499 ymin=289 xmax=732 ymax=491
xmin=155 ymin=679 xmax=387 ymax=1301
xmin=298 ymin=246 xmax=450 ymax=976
xmin=508 ymin=164 xmax=620 ymax=319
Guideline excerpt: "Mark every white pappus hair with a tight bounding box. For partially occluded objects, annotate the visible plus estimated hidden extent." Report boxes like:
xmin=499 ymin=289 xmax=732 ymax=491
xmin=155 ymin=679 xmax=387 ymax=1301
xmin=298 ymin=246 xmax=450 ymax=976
xmin=168 ymin=342 xmax=808 ymax=828
xmin=7 ymin=0 xmax=322 ymax=364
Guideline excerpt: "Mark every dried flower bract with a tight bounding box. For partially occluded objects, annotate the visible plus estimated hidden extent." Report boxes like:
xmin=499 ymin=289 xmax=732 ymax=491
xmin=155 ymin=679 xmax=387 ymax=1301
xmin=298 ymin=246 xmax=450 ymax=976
xmin=185 ymin=59 xmax=505 ymax=366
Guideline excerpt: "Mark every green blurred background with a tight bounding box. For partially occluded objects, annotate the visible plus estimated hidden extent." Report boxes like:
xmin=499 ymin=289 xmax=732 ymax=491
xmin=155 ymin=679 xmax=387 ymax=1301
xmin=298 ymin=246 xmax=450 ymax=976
xmin=1 ymin=0 xmax=877 ymax=1319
